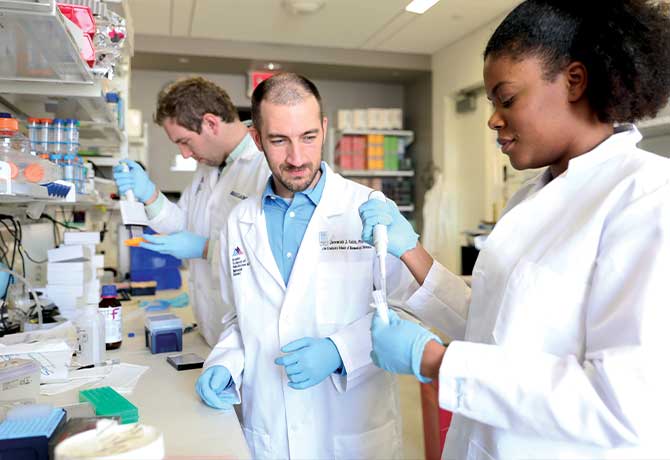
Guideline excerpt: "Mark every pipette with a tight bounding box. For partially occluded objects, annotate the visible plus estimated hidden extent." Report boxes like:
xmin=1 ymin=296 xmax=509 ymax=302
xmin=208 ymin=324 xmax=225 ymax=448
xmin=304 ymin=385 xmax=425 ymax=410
xmin=369 ymin=190 xmax=390 ymax=324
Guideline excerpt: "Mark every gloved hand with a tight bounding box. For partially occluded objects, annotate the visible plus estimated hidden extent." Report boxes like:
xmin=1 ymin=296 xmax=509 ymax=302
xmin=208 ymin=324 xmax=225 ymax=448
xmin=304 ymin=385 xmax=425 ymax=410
xmin=358 ymin=198 xmax=418 ymax=258
xmin=195 ymin=366 xmax=236 ymax=410
xmin=113 ymin=159 xmax=156 ymax=203
xmin=0 ymin=264 xmax=9 ymax=299
xmin=371 ymin=309 xmax=442 ymax=383
xmin=139 ymin=232 xmax=208 ymax=259
xmin=274 ymin=337 xmax=343 ymax=390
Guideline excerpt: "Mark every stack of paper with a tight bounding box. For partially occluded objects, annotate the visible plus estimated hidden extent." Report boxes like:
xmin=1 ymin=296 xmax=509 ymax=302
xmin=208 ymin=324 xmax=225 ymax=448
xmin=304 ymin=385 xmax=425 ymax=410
xmin=46 ymin=232 xmax=105 ymax=319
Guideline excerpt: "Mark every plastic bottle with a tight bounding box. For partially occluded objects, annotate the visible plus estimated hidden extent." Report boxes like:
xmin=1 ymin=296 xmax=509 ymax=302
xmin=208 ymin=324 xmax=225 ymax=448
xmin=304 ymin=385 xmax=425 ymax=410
xmin=105 ymin=92 xmax=123 ymax=129
xmin=65 ymin=119 xmax=79 ymax=155
xmin=62 ymin=154 xmax=76 ymax=184
xmin=52 ymin=118 xmax=66 ymax=154
xmin=27 ymin=118 xmax=41 ymax=155
xmin=74 ymin=155 xmax=84 ymax=193
xmin=41 ymin=118 xmax=53 ymax=154
xmin=99 ymin=285 xmax=122 ymax=350
xmin=73 ymin=305 xmax=105 ymax=367
xmin=50 ymin=153 xmax=63 ymax=180
xmin=0 ymin=113 xmax=30 ymax=182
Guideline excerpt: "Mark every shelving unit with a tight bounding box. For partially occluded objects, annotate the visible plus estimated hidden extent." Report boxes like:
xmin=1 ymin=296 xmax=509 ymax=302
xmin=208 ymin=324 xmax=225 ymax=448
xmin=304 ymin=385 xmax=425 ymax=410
xmin=0 ymin=0 xmax=132 ymax=207
xmin=328 ymin=128 xmax=416 ymax=216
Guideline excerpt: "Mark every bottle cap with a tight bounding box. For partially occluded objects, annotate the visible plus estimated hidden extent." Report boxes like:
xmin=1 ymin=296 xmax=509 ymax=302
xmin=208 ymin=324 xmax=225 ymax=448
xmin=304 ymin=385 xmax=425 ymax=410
xmin=101 ymin=285 xmax=117 ymax=298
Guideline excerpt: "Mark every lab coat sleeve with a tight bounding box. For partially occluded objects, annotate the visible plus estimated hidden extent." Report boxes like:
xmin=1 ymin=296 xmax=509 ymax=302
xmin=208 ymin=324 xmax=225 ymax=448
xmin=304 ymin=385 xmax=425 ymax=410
xmin=202 ymin=223 xmax=244 ymax=401
xmin=328 ymin=313 xmax=381 ymax=392
xmin=146 ymin=186 xmax=189 ymax=234
xmin=438 ymin=185 xmax=670 ymax=448
xmin=403 ymin=260 xmax=471 ymax=340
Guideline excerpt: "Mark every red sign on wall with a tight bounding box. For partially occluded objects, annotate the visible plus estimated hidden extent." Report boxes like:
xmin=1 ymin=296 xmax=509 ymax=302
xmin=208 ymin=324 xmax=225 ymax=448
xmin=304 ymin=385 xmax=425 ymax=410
xmin=247 ymin=71 xmax=276 ymax=97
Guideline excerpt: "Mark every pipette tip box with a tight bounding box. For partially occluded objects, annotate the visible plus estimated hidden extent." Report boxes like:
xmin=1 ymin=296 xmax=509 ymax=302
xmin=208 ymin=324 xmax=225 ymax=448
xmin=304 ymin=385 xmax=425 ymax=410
xmin=144 ymin=314 xmax=183 ymax=354
xmin=0 ymin=407 xmax=65 ymax=460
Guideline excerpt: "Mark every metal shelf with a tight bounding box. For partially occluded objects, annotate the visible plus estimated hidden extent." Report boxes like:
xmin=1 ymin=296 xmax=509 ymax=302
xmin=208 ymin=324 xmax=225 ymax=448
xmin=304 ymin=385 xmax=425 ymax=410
xmin=638 ymin=116 xmax=670 ymax=138
xmin=338 ymin=169 xmax=414 ymax=177
xmin=339 ymin=129 xmax=414 ymax=146
xmin=0 ymin=0 xmax=116 ymax=124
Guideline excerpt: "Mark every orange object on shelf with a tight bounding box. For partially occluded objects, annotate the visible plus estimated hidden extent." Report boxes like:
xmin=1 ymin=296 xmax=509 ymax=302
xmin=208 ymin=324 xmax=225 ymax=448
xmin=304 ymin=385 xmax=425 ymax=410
xmin=124 ymin=237 xmax=147 ymax=247
xmin=23 ymin=162 xmax=45 ymax=183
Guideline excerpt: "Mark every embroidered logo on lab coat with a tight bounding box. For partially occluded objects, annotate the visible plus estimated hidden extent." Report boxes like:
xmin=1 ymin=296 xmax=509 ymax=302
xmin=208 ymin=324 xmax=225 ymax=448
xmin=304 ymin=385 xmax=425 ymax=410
xmin=231 ymin=246 xmax=250 ymax=276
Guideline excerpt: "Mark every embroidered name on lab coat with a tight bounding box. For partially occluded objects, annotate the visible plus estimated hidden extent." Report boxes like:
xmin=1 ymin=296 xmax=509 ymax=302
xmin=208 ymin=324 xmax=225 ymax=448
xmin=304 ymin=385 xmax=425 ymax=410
xmin=231 ymin=246 xmax=250 ymax=276
xmin=320 ymin=239 xmax=371 ymax=252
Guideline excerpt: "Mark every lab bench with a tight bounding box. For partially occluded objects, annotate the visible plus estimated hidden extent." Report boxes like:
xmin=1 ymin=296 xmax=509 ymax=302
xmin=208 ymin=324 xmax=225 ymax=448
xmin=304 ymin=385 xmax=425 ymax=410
xmin=39 ymin=290 xmax=251 ymax=459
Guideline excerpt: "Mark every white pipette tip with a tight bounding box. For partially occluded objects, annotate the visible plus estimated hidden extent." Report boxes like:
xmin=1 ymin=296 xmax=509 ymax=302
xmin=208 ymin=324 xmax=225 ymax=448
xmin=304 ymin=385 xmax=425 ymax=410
xmin=372 ymin=290 xmax=390 ymax=325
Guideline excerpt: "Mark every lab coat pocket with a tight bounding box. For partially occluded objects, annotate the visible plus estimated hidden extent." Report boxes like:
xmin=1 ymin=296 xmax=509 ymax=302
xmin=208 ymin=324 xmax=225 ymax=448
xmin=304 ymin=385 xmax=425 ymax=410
xmin=492 ymin=258 xmax=588 ymax=354
xmin=316 ymin=249 xmax=374 ymax=328
xmin=242 ymin=426 xmax=273 ymax=459
xmin=333 ymin=418 xmax=400 ymax=460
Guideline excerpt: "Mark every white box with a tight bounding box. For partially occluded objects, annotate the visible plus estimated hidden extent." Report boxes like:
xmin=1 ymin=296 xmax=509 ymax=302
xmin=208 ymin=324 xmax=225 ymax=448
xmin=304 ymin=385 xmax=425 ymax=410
xmin=337 ymin=110 xmax=353 ymax=130
xmin=353 ymin=110 xmax=368 ymax=130
xmin=63 ymin=231 xmax=100 ymax=246
xmin=47 ymin=269 xmax=90 ymax=286
xmin=378 ymin=109 xmax=392 ymax=130
xmin=366 ymin=108 xmax=382 ymax=130
xmin=85 ymin=279 xmax=101 ymax=304
xmin=92 ymin=255 xmax=105 ymax=269
xmin=47 ymin=245 xmax=91 ymax=263
xmin=390 ymin=109 xmax=403 ymax=130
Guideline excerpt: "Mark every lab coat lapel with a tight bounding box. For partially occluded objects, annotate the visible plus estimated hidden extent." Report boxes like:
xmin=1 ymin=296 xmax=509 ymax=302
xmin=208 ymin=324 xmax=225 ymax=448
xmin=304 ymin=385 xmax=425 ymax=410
xmin=284 ymin=166 xmax=346 ymax=302
xmin=238 ymin=197 xmax=286 ymax=293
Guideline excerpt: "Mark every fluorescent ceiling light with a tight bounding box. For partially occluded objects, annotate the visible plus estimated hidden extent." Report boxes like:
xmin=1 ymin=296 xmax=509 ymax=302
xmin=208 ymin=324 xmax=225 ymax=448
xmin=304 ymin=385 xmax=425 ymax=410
xmin=405 ymin=0 xmax=440 ymax=14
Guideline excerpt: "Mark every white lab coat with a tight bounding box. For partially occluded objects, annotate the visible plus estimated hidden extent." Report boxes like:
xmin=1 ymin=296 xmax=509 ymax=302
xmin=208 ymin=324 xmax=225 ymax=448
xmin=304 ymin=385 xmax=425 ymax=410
xmin=148 ymin=134 xmax=270 ymax=346
xmin=206 ymin=164 xmax=417 ymax=459
xmin=405 ymin=126 xmax=670 ymax=459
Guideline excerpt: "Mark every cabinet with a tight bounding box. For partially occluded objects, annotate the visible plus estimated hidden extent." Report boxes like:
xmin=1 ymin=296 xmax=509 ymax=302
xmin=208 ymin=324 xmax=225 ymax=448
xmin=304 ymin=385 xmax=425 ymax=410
xmin=0 ymin=0 xmax=131 ymax=204
xmin=328 ymin=129 xmax=416 ymax=214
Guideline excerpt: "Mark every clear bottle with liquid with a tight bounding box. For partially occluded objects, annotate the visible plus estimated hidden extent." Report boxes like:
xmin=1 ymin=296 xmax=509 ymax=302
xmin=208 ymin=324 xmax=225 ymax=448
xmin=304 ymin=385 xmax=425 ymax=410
xmin=73 ymin=305 xmax=106 ymax=367
xmin=99 ymin=285 xmax=122 ymax=350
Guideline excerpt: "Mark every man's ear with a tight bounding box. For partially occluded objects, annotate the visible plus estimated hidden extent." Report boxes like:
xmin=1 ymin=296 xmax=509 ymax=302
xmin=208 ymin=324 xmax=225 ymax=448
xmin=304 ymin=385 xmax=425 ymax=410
xmin=250 ymin=126 xmax=264 ymax=152
xmin=202 ymin=113 xmax=220 ymax=135
xmin=565 ymin=61 xmax=588 ymax=103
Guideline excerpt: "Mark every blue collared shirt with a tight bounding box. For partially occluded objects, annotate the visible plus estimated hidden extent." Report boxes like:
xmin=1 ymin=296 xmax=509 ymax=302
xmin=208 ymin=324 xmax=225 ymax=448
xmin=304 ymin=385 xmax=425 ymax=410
xmin=263 ymin=162 xmax=327 ymax=285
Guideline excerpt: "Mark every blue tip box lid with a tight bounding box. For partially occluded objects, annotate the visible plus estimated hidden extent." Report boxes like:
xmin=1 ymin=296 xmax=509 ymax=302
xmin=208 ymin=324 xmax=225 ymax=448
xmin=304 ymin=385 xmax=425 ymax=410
xmin=144 ymin=314 xmax=182 ymax=332
xmin=0 ymin=408 xmax=65 ymax=440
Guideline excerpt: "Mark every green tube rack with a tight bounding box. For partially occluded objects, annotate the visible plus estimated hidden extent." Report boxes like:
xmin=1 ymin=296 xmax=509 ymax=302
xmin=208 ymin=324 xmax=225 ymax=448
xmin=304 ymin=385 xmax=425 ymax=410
xmin=79 ymin=386 xmax=138 ymax=424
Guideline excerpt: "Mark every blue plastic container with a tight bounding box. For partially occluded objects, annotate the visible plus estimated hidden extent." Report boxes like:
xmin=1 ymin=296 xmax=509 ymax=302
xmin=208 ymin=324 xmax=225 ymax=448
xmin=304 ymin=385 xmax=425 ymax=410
xmin=144 ymin=314 xmax=183 ymax=354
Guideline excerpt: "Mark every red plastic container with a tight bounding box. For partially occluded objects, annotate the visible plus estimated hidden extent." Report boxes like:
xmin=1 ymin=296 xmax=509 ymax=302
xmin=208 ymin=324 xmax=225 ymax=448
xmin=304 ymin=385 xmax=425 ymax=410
xmin=57 ymin=3 xmax=96 ymax=36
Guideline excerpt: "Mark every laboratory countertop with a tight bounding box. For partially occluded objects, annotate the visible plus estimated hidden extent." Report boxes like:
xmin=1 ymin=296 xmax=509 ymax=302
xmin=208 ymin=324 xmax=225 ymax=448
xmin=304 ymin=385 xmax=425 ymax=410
xmin=40 ymin=290 xmax=251 ymax=460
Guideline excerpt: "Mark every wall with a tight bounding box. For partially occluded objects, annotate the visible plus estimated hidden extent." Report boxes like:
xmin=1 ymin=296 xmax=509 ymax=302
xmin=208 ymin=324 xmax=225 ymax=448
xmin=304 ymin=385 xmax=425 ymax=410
xmin=429 ymin=12 xmax=509 ymax=272
xmin=130 ymin=70 xmax=406 ymax=192
xmin=403 ymin=74 xmax=432 ymax=233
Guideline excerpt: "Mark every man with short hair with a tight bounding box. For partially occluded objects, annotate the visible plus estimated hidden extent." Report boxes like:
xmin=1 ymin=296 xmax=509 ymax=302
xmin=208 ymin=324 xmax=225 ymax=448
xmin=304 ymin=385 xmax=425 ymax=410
xmin=113 ymin=76 xmax=270 ymax=346
xmin=197 ymin=73 xmax=415 ymax=459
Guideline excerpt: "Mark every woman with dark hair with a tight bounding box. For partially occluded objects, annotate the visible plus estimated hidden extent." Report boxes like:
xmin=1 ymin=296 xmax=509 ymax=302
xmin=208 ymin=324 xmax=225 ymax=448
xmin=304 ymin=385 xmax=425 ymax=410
xmin=359 ymin=1 xmax=670 ymax=458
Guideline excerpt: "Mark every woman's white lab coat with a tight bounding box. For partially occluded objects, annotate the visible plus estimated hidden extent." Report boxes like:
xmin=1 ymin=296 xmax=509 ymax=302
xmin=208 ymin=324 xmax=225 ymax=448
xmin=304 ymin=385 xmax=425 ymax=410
xmin=148 ymin=134 xmax=270 ymax=346
xmin=206 ymin=164 xmax=416 ymax=459
xmin=406 ymin=126 xmax=670 ymax=459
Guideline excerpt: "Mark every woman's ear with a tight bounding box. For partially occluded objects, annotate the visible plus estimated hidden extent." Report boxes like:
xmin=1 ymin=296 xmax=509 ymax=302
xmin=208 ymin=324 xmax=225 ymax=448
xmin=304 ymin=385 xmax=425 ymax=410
xmin=566 ymin=61 xmax=588 ymax=103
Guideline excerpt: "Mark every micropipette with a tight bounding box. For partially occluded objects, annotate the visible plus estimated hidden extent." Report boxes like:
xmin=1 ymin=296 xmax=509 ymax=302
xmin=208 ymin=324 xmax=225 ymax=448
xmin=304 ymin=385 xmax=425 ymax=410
xmin=369 ymin=190 xmax=390 ymax=324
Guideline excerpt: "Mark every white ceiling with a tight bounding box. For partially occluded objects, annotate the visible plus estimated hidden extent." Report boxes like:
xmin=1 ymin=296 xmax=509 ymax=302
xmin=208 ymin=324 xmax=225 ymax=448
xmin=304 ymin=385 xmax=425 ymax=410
xmin=128 ymin=0 xmax=522 ymax=56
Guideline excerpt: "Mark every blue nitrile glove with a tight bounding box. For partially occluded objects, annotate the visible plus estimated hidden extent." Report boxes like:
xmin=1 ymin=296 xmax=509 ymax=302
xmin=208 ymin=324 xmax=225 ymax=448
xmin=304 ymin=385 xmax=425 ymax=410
xmin=370 ymin=309 xmax=442 ymax=383
xmin=195 ymin=366 xmax=236 ymax=410
xmin=274 ymin=337 xmax=343 ymax=390
xmin=358 ymin=198 xmax=419 ymax=258
xmin=113 ymin=159 xmax=156 ymax=203
xmin=0 ymin=264 xmax=9 ymax=299
xmin=139 ymin=232 xmax=207 ymax=259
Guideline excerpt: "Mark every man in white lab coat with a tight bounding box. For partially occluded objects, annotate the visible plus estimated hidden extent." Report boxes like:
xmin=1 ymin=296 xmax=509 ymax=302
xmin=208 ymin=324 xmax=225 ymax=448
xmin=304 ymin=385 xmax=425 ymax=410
xmin=113 ymin=77 xmax=270 ymax=346
xmin=196 ymin=73 xmax=415 ymax=459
